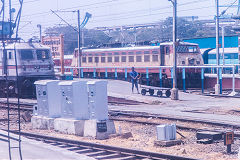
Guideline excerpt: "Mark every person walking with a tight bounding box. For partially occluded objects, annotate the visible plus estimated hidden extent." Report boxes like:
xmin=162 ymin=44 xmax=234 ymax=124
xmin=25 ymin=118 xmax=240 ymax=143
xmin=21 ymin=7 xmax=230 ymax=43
xmin=130 ymin=67 xmax=139 ymax=94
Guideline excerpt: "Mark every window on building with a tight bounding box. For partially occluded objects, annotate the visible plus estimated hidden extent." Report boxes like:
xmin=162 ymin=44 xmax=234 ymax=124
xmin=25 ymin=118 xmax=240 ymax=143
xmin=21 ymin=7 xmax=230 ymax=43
xmin=129 ymin=56 xmax=134 ymax=62
xmin=144 ymin=55 xmax=150 ymax=62
xmin=136 ymin=56 xmax=142 ymax=62
xmin=108 ymin=53 xmax=112 ymax=56
xmin=114 ymin=56 xmax=119 ymax=62
xmin=101 ymin=53 xmax=106 ymax=56
xmin=121 ymin=56 xmax=126 ymax=62
xmin=82 ymin=57 xmax=87 ymax=63
xmin=122 ymin=52 xmax=127 ymax=55
xmin=88 ymin=57 xmax=93 ymax=63
xmin=128 ymin=52 xmax=134 ymax=55
xmin=114 ymin=52 xmax=119 ymax=55
xmin=108 ymin=57 xmax=112 ymax=62
xmin=101 ymin=57 xmax=105 ymax=63
xmin=95 ymin=57 xmax=99 ymax=63
xmin=152 ymin=55 xmax=158 ymax=62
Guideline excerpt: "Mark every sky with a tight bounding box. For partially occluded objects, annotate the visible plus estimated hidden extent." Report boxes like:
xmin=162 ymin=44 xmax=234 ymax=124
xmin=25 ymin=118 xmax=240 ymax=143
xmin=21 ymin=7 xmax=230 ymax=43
xmin=5 ymin=0 xmax=240 ymax=40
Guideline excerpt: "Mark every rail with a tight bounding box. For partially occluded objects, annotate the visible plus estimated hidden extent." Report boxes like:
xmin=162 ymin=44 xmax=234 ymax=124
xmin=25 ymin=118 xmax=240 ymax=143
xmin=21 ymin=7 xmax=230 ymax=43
xmin=54 ymin=65 xmax=240 ymax=94
xmin=8 ymin=131 xmax=199 ymax=160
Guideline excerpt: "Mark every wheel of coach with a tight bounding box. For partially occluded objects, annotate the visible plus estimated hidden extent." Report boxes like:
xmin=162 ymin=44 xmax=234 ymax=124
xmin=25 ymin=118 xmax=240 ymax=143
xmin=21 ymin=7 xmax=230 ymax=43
xmin=165 ymin=89 xmax=171 ymax=97
xmin=149 ymin=89 xmax=154 ymax=96
xmin=141 ymin=89 xmax=146 ymax=95
xmin=157 ymin=90 xmax=163 ymax=97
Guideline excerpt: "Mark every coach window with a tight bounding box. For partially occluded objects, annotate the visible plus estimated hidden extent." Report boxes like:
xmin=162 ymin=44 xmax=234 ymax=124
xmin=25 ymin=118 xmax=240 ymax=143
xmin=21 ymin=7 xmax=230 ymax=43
xmin=88 ymin=57 xmax=93 ymax=63
xmin=114 ymin=56 xmax=120 ymax=62
xmin=152 ymin=55 xmax=158 ymax=62
xmin=20 ymin=50 xmax=34 ymax=60
xmin=108 ymin=57 xmax=112 ymax=62
xmin=121 ymin=56 xmax=126 ymax=62
xmin=136 ymin=56 xmax=142 ymax=62
xmin=95 ymin=57 xmax=99 ymax=63
xmin=136 ymin=51 xmax=142 ymax=55
xmin=152 ymin=51 xmax=159 ymax=54
xmin=144 ymin=55 xmax=150 ymax=62
xmin=128 ymin=52 xmax=134 ymax=55
xmin=129 ymin=56 xmax=134 ymax=62
xmin=144 ymin=51 xmax=150 ymax=54
xmin=101 ymin=57 xmax=106 ymax=63
xmin=82 ymin=57 xmax=87 ymax=63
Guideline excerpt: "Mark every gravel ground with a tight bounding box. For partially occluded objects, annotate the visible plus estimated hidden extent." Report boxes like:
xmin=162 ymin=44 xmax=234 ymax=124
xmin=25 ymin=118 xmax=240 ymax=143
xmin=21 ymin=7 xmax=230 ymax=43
xmin=0 ymin=108 xmax=239 ymax=160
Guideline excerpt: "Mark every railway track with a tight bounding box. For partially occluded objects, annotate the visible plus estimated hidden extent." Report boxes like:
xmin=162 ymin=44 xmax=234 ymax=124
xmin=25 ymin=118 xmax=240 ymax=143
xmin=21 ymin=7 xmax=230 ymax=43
xmin=8 ymin=130 xmax=198 ymax=160
xmin=1 ymin=100 xmax=240 ymax=131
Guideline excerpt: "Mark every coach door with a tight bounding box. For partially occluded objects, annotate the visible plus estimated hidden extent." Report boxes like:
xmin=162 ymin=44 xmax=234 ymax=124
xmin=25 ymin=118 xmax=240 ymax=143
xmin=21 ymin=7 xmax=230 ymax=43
xmin=160 ymin=45 xmax=165 ymax=66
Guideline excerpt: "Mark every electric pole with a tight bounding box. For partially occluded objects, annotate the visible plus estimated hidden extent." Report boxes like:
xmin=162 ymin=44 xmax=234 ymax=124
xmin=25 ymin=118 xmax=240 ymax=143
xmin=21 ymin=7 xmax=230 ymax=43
xmin=78 ymin=10 xmax=82 ymax=78
xmin=215 ymin=0 xmax=220 ymax=95
xmin=169 ymin=0 xmax=178 ymax=100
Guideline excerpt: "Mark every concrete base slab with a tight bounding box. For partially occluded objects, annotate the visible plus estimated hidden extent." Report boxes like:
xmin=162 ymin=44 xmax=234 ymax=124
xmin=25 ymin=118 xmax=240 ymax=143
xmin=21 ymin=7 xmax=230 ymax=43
xmin=54 ymin=118 xmax=85 ymax=136
xmin=154 ymin=139 xmax=182 ymax=147
xmin=31 ymin=116 xmax=54 ymax=130
xmin=84 ymin=119 xmax=116 ymax=140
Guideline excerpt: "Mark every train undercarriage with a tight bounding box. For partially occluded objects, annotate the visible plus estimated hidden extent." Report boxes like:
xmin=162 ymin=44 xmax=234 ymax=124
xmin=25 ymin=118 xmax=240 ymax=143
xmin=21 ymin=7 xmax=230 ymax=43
xmin=0 ymin=76 xmax=55 ymax=98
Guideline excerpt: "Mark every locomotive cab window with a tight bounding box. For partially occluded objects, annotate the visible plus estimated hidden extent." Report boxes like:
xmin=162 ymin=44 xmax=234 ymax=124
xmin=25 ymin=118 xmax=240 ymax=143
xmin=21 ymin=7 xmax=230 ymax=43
xmin=37 ymin=50 xmax=50 ymax=60
xmin=19 ymin=50 xmax=34 ymax=60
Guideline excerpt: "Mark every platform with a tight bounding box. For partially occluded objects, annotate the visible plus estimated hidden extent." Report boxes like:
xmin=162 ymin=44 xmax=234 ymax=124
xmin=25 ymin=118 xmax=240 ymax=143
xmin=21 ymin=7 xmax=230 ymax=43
xmin=0 ymin=130 xmax=95 ymax=160
xmin=1 ymin=79 xmax=240 ymax=128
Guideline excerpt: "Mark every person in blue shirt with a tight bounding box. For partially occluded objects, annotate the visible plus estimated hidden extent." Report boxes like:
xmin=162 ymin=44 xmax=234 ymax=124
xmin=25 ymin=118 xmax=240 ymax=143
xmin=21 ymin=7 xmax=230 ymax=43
xmin=130 ymin=67 xmax=139 ymax=94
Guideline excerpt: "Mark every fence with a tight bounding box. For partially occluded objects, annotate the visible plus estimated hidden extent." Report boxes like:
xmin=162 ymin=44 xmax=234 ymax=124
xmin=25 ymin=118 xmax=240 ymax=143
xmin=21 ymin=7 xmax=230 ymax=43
xmin=55 ymin=65 xmax=239 ymax=94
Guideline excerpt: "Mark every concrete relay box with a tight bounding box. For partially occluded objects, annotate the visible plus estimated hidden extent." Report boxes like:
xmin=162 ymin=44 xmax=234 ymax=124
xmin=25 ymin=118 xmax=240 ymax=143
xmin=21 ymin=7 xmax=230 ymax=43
xmin=87 ymin=80 xmax=108 ymax=121
xmin=58 ymin=80 xmax=89 ymax=120
xmin=34 ymin=80 xmax=61 ymax=118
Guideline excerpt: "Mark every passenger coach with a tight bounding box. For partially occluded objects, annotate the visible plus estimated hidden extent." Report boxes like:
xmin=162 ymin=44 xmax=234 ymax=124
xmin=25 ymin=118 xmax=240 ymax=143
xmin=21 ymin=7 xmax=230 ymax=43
xmin=71 ymin=42 xmax=204 ymax=88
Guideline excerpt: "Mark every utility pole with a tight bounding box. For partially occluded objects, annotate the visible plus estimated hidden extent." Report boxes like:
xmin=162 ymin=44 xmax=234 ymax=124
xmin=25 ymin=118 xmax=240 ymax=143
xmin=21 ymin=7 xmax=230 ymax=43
xmin=169 ymin=0 xmax=178 ymax=100
xmin=78 ymin=10 xmax=81 ymax=78
xmin=215 ymin=0 xmax=220 ymax=95
xmin=37 ymin=24 xmax=42 ymax=42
